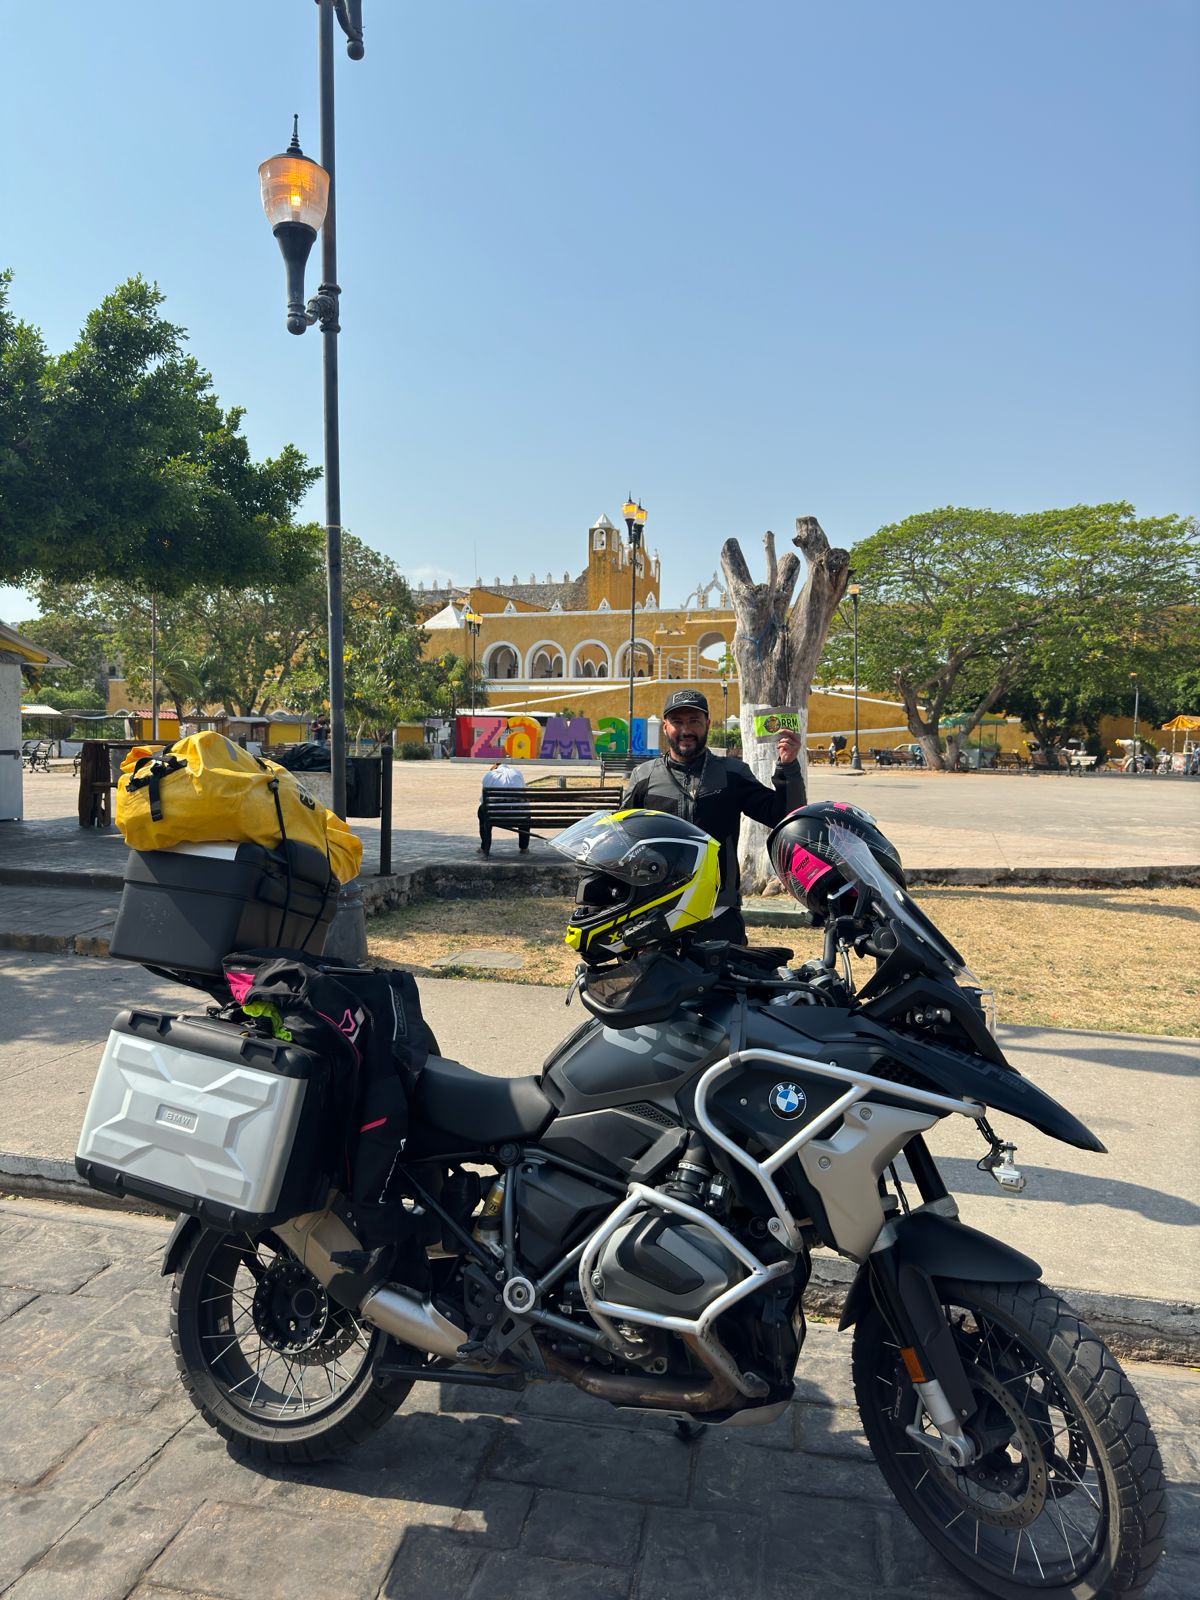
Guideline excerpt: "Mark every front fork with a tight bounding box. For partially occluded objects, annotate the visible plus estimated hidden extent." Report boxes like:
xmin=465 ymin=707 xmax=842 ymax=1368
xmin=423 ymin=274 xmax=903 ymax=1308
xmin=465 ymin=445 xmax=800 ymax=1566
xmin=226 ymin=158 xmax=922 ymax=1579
xmin=865 ymin=1136 xmax=978 ymax=1468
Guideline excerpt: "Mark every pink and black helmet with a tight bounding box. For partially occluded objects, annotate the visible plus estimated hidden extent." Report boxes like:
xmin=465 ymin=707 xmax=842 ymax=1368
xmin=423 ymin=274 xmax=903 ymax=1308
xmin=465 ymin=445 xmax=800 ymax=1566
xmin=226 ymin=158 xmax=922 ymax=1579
xmin=766 ymin=801 xmax=905 ymax=919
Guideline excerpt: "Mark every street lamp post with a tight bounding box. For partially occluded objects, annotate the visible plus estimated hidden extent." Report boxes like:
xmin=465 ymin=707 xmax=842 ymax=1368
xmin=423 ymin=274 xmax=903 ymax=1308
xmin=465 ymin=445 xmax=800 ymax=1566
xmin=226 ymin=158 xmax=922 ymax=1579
xmin=721 ymin=675 xmax=729 ymax=734
xmin=848 ymin=580 xmax=862 ymax=771
xmin=260 ymin=0 xmax=366 ymax=960
xmin=622 ymin=497 xmax=647 ymax=752
xmin=259 ymin=0 xmax=364 ymax=822
xmin=1130 ymin=672 xmax=1140 ymax=775
xmin=464 ymin=608 xmax=482 ymax=712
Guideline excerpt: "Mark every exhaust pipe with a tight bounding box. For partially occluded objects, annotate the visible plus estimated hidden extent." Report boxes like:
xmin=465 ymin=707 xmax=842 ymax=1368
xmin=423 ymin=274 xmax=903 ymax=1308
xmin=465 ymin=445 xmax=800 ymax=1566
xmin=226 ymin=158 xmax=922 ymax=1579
xmin=542 ymin=1334 xmax=737 ymax=1413
xmin=357 ymin=1284 xmax=469 ymax=1360
xmin=272 ymin=1206 xmax=470 ymax=1361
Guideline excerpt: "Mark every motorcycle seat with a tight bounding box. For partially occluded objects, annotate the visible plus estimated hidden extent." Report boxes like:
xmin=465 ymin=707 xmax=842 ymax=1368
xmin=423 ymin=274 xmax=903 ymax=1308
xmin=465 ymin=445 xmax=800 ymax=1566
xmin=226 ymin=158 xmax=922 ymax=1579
xmin=413 ymin=1055 xmax=554 ymax=1144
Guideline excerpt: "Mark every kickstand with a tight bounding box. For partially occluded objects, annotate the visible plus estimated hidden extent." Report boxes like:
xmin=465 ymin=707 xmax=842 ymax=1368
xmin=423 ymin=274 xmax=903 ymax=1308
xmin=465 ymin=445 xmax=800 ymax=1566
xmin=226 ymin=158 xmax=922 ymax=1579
xmin=674 ymin=1420 xmax=707 ymax=1442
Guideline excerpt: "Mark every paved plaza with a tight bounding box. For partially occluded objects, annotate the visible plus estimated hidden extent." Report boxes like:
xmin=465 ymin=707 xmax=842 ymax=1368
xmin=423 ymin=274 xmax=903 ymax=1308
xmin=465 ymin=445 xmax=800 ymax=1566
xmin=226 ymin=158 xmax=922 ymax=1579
xmin=0 ymin=760 xmax=1197 ymax=1596
xmin=6 ymin=763 xmax=1200 ymax=884
xmin=1 ymin=1196 xmax=1197 ymax=1600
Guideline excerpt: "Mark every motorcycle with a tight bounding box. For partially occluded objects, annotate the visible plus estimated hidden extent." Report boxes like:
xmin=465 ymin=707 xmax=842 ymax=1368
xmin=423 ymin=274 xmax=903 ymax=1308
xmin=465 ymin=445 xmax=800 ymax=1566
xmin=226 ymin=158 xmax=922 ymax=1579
xmin=85 ymin=817 xmax=1164 ymax=1600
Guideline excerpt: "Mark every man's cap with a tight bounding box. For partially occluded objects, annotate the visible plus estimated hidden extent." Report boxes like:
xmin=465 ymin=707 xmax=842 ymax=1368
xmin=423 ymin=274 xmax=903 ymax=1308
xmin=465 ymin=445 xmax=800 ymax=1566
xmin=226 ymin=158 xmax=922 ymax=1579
xmin=663 ymin=689 xmax=709 ymax=716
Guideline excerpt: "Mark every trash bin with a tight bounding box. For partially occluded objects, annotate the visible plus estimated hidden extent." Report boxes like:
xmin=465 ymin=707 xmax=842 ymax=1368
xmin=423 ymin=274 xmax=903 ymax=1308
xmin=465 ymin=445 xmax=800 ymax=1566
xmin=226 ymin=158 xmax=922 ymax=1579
xmin=345 ymin=756 xmax=382 ymax=819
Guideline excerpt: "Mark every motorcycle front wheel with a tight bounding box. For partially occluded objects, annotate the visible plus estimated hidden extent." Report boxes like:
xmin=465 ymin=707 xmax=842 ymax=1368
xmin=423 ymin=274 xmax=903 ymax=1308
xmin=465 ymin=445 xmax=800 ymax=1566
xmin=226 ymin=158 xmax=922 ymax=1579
xmin=170 ymin=1225 xmax=413 ymax=1463
xmin=852 ymin=1279 xmax=1166 ymax=1599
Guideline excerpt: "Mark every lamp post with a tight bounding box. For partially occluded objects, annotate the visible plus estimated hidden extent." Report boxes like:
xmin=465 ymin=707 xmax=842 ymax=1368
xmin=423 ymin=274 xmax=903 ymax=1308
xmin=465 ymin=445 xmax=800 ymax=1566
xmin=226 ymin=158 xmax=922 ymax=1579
xmin=259 ymin=0 xmax=364 ymax=823
xmin=622 ymin=497 xmax=647 ymax=751
xmin=463 ymin=608 xmax=482 ymax=712
xmin=848 ymin=580 xmax=862 ymax=770
xmin=1130 ymin=671 xmax=1140 ymax=775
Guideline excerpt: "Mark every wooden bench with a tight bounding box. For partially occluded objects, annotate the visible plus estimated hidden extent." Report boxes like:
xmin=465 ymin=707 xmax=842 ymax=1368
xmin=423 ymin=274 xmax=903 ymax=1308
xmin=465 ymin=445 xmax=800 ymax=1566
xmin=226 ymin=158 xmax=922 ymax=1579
xmin=993 ymin=752 xmax=1028 ymax=771
xmin=598 ymin=754 xmax=642 ymax=783
xmin=478 ymin=782 xmax=621 ymax=855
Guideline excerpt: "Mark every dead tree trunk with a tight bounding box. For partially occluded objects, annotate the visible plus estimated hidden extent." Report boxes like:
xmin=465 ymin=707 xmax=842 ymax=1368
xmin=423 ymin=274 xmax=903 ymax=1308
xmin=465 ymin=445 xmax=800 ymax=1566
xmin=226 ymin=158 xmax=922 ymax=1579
xmin=720 ymin=517 xmax=850 ymax=894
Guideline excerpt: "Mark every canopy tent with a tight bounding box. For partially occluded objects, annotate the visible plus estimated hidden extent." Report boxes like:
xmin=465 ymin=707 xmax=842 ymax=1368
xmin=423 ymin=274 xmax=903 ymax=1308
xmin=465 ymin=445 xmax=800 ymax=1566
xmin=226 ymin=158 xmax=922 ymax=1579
xmin=1160 ymin=715 xmax=1200 ymax=757
xmin=19 ymin=704 xmax=61 ymax=716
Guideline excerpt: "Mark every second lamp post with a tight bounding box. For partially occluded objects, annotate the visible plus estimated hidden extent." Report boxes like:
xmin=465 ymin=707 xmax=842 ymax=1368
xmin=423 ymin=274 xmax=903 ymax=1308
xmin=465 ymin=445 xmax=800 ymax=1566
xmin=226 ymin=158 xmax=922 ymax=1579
xmin=623 ymin=498 xmax=647 ymax=749
xmin=849 ymin=579 xmax=862 ymax=770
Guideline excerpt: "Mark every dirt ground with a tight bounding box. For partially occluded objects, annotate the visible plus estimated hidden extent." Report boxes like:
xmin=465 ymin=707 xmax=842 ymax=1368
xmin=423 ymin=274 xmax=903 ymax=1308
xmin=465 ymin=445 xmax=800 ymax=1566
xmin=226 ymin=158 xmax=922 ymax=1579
xmin=367 ymin=884 xmax=1200 ymax=1037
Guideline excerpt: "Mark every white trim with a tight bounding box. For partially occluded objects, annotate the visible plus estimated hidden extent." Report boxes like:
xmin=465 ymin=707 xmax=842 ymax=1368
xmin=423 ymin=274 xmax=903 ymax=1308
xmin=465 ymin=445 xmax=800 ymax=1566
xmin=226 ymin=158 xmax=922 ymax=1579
xmin=482 ymin=640 xmax=522 ymax=679
xmin=567 ymin=638 xmax=614 ymax=678
xmin=524 ymin=638 xmax=568 ymax=678
xmin=615 ymin=637 xmax=656 ymax=676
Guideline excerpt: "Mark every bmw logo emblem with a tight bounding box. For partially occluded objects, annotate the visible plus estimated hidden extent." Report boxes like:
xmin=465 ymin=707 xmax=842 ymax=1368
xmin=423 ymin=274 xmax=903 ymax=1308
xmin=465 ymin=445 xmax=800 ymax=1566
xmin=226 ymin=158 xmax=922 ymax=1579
xmin=769 ymin=1082 xmax=807 ymax=1120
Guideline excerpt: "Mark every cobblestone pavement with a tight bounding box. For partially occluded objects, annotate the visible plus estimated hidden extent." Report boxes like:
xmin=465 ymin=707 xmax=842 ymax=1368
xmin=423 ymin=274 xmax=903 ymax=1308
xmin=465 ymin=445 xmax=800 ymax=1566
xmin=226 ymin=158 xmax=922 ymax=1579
xmin=2 ymin=1198 xmax=1196 ymax=1599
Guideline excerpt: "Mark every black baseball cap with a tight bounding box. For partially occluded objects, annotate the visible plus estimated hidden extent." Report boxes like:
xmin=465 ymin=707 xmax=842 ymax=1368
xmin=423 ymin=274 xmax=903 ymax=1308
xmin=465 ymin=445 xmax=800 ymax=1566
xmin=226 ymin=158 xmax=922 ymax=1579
xmin=663 ymin=689 xmax=709 ymax=716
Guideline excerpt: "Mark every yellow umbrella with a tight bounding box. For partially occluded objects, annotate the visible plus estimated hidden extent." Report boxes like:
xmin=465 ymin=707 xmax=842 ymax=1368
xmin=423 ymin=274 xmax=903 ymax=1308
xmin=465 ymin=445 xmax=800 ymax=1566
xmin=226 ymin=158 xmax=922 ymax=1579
xmin=1161 ymin=715 xmax=1200 ymax=730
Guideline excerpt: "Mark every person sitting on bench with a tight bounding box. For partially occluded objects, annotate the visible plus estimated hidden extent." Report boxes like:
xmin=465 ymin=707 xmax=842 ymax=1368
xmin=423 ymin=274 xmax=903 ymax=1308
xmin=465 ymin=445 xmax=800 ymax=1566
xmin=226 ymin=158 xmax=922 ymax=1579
xmin=479 ymin=761 xmax=529 ymax=854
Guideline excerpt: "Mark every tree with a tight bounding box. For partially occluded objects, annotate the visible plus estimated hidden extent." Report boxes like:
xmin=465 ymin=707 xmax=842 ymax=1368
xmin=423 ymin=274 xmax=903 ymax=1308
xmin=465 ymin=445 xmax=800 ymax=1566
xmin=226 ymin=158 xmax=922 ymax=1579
xmin=1 ymin=273 xmax=318 ymax=591
xmin=720 ymin=517 xmax=850 ymax=891
xmin=837 ymin=504 xmax=1198 ymax=769
xmin=289 ymin=536 xmax=431 ymax=741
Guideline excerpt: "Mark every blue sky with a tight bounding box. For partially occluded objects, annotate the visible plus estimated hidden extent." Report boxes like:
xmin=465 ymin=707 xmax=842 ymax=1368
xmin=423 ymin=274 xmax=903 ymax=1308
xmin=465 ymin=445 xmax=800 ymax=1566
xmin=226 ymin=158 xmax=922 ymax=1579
xmin=3 ymin=0 xmax=1197 ymax=619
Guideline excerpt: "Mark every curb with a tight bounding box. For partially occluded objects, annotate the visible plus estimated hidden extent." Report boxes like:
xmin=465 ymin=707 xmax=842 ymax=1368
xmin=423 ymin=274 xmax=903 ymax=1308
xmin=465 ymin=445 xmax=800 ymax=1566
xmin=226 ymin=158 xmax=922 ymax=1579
xmin=4 ymin=1151 xmax=1195 ymax=1366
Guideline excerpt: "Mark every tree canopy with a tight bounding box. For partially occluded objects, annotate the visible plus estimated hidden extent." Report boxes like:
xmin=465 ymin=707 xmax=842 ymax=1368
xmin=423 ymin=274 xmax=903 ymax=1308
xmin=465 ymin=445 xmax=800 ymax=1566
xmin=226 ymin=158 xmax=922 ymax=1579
xmin=1 ymin=271 xmax=318 ymax=593
xmin=831 ymin=503 xmax=1198 ymax=766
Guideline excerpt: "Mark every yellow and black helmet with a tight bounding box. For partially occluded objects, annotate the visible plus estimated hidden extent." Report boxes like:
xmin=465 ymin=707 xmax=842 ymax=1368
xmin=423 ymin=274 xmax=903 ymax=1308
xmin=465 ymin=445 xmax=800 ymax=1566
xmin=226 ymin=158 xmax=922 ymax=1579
xmin=551 ymin=809 xmax=721 ymax=962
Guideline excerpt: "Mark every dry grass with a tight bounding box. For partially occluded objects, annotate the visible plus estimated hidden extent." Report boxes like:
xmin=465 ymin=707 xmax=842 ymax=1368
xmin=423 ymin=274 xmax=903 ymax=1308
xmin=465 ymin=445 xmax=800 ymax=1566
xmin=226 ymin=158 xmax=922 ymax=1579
xmin=366 ymin=885 xmax=1200 ymax=1038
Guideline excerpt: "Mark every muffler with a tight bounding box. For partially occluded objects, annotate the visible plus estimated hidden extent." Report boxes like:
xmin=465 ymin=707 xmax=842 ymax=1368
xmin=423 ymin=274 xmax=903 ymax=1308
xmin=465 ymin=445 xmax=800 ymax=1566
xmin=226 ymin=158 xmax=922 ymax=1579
xmin=357 ymin=1284 xmax=469 ymax=1360
xmin=271 ymin=1206 xmax=470 ymax=1361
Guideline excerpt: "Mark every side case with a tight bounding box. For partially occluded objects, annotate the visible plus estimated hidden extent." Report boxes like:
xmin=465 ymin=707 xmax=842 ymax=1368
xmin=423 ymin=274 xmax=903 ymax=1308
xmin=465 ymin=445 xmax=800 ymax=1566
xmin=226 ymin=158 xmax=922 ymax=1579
xmin=75 ymin=1010 xmax=335 ymax=1231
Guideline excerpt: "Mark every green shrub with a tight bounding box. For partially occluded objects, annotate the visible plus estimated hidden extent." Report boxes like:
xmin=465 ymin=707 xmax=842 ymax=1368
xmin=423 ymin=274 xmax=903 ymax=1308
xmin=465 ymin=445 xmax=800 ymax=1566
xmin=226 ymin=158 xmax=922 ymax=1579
xmin=396 ymin=740 xmax=432 ymax=760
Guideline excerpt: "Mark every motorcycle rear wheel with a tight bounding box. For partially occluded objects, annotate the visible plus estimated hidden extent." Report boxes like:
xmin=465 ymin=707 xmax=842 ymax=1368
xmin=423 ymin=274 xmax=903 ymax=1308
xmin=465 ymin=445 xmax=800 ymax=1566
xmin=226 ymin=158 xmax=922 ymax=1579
xmin=170 ymin=1225 xmax=413 ymax=1463
xmin=852 ymin=1279 xmax=1166 ymax=1599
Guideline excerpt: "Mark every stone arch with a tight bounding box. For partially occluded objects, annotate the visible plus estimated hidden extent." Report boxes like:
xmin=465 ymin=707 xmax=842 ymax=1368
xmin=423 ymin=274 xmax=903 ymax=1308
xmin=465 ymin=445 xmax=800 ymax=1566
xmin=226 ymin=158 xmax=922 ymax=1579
xmin=697 ymin=629 xmax=732 ymax=676
xmin=568 ymin=639 xmax=613 ymax=679
xmin=616 ymin=638 xmax=656 ymax=679
xmin=483 ymin=642 xmax=521 ymax=680
xmin=525 ymin=639 xmax=567 ymax=679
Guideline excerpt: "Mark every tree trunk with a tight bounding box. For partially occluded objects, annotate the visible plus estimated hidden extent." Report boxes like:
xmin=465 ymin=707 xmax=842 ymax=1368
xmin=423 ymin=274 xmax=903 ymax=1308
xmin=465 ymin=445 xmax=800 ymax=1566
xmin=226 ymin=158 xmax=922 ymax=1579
xmin=720 ymin=517 xmax=850 ymax=894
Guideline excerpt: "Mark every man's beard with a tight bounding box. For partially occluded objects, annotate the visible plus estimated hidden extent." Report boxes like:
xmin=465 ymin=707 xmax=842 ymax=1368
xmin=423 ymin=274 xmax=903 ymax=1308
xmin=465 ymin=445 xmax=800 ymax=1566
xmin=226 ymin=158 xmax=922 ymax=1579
xmin=666 ymin=729 xmax=708 ymax=761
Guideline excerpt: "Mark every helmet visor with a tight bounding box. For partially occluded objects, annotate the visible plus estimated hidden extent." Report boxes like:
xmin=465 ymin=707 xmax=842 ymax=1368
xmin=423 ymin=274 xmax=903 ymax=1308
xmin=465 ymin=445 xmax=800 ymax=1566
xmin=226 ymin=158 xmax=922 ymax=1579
xmin=551 ymin=811 xmax=689 ymax=887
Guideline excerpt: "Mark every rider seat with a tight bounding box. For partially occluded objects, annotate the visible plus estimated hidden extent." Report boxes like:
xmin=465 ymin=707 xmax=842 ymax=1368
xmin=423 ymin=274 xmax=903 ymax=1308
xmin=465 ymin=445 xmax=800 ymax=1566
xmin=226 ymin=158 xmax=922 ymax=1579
xmin=413 ymin=1056 xmax=554 ymax=1144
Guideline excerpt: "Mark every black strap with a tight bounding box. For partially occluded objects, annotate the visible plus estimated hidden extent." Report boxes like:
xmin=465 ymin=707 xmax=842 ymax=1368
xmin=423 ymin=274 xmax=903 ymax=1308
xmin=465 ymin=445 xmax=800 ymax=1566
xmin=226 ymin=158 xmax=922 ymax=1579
xmin=125 ymin=754 xmax=187 ymax=822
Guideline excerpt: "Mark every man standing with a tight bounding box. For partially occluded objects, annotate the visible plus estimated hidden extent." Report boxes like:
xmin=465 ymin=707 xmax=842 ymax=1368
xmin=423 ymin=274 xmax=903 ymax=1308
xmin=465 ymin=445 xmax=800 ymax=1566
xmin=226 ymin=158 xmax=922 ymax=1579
xmin=620 ymin=689 xmax=806 ymax=943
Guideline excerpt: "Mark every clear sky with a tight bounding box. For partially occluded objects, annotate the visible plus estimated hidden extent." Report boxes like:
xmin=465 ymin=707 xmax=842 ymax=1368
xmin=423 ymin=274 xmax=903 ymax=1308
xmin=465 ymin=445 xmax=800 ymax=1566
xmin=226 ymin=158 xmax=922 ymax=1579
xmin=2 ymin=0 xmax=1197 ymax=619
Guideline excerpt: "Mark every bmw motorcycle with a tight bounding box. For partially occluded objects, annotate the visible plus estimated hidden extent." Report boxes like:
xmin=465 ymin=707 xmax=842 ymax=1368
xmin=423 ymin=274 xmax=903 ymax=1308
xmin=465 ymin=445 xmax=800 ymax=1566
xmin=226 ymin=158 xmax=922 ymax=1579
xmin=130 ymin=814 xmax=1163 ymax=1600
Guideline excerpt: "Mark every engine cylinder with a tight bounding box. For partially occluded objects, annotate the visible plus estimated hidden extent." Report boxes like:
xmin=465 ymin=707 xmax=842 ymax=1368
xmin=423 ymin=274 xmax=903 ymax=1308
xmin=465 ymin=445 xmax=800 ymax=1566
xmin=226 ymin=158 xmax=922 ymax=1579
xmin=595 ymin=1214 xmax=740 ymax=1318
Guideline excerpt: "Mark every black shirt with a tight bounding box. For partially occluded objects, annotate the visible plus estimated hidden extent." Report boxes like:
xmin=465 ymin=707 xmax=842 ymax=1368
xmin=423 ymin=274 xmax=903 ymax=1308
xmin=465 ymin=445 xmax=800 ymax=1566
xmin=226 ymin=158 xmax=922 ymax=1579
xmin=620 ymin=748 xmax=806 ymax=907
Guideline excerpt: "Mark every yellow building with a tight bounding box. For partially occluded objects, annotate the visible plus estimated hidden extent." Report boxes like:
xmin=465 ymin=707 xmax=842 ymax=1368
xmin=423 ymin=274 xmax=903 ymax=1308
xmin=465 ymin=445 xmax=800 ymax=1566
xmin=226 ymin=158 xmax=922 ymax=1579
xmin=416 ymin=513 xmax=924 ymax=749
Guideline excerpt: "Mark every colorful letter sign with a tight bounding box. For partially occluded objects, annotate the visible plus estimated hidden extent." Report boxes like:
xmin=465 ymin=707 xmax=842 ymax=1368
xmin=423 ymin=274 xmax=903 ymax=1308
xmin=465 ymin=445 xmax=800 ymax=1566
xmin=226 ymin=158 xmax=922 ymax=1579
xmin=455 ymin=714 xmax=645 ymax=760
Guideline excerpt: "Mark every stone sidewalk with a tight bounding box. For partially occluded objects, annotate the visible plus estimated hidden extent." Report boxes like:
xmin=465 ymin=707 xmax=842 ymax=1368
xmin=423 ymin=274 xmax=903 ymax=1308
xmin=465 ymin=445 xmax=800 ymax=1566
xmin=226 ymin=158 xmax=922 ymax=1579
xmin=1 ymin=1196 xmax=1197 ymax=1600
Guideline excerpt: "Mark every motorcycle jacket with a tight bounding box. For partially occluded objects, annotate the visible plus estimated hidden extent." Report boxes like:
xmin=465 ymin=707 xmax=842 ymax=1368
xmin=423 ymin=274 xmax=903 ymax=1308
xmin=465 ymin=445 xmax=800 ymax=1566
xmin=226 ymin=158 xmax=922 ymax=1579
xmin=620 ymin=749 xmax=806 ymax=909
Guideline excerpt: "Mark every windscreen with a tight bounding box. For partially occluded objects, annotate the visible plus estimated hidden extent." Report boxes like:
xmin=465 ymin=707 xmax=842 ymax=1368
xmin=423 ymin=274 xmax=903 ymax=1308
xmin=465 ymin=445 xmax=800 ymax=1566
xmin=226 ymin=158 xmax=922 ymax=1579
xmin=825 ymin=820 xmax=968 ymax=975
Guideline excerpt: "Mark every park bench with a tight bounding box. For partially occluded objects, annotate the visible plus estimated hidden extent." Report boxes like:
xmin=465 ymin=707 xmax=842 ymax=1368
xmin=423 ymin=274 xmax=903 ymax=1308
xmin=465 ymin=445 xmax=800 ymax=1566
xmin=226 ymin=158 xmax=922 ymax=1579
xmin=1029 ymin=750 xmax=1069 ymax=773
xmin=598 ymin=754 xmax=642 ymax=783
xmin=21 ymin=740 xmax=51 ymax=773
xmin=993 ymin=752 xmax=1028 ymax=771
xmin=479 ymin=779 xmax=621 ymax=855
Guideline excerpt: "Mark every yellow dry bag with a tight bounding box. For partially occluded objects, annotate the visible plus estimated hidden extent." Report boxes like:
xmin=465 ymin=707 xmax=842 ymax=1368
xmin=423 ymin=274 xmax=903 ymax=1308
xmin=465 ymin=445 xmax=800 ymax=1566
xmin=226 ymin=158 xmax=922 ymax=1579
xmin=115 ymin=731 xmax=362 ymax=884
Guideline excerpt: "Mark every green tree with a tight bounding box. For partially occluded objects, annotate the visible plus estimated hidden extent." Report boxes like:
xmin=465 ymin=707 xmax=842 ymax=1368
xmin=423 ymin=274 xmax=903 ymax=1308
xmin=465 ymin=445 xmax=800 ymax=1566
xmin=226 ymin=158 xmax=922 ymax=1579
xmin=289 ymin=536 xmax=432 ymax=742
xmin=833 ymin=504 xmax=1198 ymax=769
xmin=1 ymin=273 xmax=318 ymax=591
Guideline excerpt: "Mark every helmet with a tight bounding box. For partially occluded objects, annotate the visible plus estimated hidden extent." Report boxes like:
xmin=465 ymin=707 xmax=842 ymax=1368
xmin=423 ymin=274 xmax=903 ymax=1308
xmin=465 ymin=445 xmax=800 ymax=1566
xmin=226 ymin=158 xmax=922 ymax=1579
xmin=551 ymin=809 xmax=721 ymax=962
xmin=765 ymin=801 xmax=905 ymax=919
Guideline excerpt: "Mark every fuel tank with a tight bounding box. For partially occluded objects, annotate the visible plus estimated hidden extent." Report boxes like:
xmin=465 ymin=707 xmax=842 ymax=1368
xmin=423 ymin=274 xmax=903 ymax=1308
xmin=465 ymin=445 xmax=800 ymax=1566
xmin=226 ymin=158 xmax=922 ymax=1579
xmin=538 ymin=1003 xmax=733 ymax=1178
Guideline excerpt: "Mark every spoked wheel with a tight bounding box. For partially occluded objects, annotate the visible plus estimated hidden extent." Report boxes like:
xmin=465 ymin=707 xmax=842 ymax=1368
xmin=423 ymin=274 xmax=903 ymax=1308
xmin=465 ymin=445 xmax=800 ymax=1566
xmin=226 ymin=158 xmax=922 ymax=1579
xmin=170 ymin=1226 xmax=412 ymax=1462
xmin=853 ymin=1280 xmax=1166 ymax=1599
